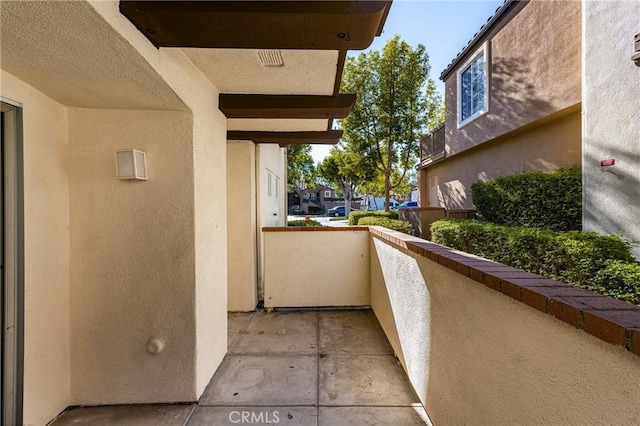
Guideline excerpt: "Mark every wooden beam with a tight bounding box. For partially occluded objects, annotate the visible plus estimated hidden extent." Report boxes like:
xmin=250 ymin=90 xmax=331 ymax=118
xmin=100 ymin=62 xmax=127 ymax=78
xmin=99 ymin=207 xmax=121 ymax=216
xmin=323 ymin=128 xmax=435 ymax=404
xmin=120 ymin=1 xmax=392 ymax=49
xmin=227 ymin=130 xmax=343 ymax=145
xmin=219 ymin=94 xmax=356 ymax=119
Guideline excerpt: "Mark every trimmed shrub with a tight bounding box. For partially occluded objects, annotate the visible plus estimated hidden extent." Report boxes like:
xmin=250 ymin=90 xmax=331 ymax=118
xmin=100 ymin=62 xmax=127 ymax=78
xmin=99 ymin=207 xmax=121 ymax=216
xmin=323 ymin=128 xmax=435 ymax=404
xmin=430 ymin=219 xmax=635 ymax=292
xmin=471 ymin=165 xmax=582 ymax=231
xmin=349 ymin=210 xmax=398 ymax=225
xmin=359 ymin=217 xmax=413 ymax=234
xmin=287 ymin=219 xmax=322 ymax=227
xmin=588 ymin=261 xmax=640 ymax=305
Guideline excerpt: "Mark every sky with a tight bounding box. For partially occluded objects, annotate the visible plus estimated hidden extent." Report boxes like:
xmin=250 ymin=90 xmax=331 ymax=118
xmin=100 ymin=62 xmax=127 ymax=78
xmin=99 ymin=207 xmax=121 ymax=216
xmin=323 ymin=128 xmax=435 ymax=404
xmin=310 ymin=0 xmax=505 ymax=164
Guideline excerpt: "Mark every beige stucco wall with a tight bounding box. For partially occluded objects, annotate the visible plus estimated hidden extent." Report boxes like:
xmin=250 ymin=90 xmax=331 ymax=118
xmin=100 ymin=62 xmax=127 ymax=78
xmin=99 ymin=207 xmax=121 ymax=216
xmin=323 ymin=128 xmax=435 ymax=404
xmin=68 ymin=108 xmax=198 ymax=404
xmin=370 ymin=235 xmax=640 ymax=425
xmin=91 ymin=1 xmax=229 ymax=400
xmin=0 ymin=71 xmax=72 ymax=426
xmin=227 ymin=141 xmax=258 ymax=311
xmin=256 ymin=144 xmax=286 ymax=298
xmin=444 ymin=0 xmax=581 ymax=155
xmin=263 ymin=231 xmax=370 ymax=308
xmin=422 ymin=111 xmax=581 ymax=209
xmin=1 ymin=2 xmax=230 ymax=422
xmin=583 ymin=0 xmax=640 ymax=259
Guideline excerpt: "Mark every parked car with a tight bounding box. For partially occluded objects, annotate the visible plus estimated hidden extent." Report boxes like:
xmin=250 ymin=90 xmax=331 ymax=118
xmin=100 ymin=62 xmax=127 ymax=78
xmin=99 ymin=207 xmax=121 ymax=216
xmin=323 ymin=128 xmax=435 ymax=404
xmin=392 ymin=201 xmax=418 ymax=210
xmin=327 ymin=206 xmax=355 ymax=217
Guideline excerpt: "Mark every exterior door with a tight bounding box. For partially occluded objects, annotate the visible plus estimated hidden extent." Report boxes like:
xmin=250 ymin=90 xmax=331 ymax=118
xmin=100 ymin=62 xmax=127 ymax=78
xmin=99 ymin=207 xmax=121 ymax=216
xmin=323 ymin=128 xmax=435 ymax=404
xmin=1 ymin=99 xmax=24 ymax=426
xmin=265 ymin=169 xmax=280 ymax=227
xmin=428 ymin=175 xmax=439 ymax=207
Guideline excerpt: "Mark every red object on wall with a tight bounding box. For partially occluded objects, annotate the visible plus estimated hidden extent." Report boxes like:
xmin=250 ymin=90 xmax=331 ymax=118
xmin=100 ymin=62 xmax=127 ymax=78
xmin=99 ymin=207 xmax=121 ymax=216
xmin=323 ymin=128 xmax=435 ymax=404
xmin=600 ymin=159 xmax=615 ymax=167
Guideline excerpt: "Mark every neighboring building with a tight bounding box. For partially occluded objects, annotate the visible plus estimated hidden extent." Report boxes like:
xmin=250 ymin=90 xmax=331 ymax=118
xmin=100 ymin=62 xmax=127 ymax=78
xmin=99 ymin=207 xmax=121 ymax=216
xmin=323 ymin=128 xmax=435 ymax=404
xmin=0 ymin=1 xmax=391 ymax=424
xmin=301 ymin=184 xmax=361 ymax=214
xmin=582 ymin=1 xmax=640 ymax=258
xmin=419 ymin=0 xmax=582 ymax=210
xmin=361 ymin=196 xmax=399 ymax=211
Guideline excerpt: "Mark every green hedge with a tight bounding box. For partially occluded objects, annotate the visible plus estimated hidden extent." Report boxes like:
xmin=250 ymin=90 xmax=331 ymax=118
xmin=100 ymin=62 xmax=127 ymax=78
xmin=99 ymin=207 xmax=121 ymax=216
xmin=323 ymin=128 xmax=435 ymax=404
xmin=359 ymin=217 xmax=413 ymax=234
xmin=430 ymin=219 xmax=639 ymax=302
xmin=471 ymin=165 xmax=582 ymax=231
xmin=589 ymin=261 xmax=640 ymax=305
xmin=287 ymin=219 xmax=323 ymax=227
xmin=349 ymin=210 xmax=398 ymax=225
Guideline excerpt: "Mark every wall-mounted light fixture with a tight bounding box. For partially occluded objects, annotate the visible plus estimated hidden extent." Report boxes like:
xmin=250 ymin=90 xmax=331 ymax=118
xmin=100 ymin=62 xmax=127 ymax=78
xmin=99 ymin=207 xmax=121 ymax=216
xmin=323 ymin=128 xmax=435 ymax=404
xmin=633 ymin=33 xmax=640 ymax=67
xmin=115 ymin=149 xmax=148 ymax=180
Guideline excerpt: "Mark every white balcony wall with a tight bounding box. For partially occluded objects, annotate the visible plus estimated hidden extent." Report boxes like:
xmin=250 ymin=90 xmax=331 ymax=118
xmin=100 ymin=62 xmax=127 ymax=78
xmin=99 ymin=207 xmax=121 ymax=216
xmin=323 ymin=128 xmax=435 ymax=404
xmin=263 ymin=229 xmax=370 ymax=308
xmin=370 ymin=232 xmax=640 ymax=425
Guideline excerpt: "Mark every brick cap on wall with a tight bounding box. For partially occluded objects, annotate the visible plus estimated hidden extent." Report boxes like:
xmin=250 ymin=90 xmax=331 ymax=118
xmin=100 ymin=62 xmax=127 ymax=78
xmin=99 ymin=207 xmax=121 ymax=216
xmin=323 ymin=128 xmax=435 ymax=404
xmin=367 ymin=226 xmax=640 ymax=357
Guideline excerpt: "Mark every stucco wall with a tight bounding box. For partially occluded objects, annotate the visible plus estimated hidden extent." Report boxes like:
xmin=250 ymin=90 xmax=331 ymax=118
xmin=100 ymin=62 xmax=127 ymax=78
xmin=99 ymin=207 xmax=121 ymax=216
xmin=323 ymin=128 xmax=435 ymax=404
xmin=263 ymin=230 xmax=370 ymax=308
xmin=91 ymin=2 xmax=229 ymax=401
xmin=370 ymin=235 xmax=640 ymax=425
xmin=256 ymin=144 xmax=286 ymax=298
xmin=1 ymin=71 xmax=72 ymax=426
xmin=68 ymin=108 xmax=198 ymax=404
xmin=583 ymin=0 xmax=640 ymax=259
xmin=227 ymin=141 xmax=258 ymax=312
xmin=444 ymin=0 xmax=581 ymax=155
xmin=422 ymin=111 xmax=581 ymax=209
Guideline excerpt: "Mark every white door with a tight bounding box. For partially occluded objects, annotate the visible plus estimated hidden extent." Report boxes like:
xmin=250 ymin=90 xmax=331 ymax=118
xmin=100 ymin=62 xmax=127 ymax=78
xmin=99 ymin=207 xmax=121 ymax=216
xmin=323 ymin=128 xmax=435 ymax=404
xmin=428 ymin=175 xmax=439 ymax=207
xmin=265 ymin=170 xmax=280 ymax=227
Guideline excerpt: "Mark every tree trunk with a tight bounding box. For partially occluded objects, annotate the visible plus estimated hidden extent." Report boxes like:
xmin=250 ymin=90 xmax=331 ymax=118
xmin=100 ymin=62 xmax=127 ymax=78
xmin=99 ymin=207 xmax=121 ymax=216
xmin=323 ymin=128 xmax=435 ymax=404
xmin=384 ymin=169 xmax=391 ymax=212
xmin=344 ymin=189 xmax=352 ymax=219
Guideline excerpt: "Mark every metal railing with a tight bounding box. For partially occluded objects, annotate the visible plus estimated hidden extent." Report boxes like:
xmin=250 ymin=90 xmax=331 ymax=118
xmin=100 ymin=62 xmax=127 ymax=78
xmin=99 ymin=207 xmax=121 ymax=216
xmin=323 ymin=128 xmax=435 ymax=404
xmin=420 ymin=124 xmax=446 ymax=166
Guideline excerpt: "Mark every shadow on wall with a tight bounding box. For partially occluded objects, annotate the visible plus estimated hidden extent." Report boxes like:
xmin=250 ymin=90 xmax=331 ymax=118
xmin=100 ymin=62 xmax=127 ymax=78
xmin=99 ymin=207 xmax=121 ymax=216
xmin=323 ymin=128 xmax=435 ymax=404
xmin=438 ymin=56 xmax=566 ymax=210
xmin=583 ymin=146 xmax=640 ymax=258
xmin=445 ymin=55 xmax=556 ymax=151
xmin=440 ymin=180 xmax=468 ymax=210
xmin=490 ymin=56 xmax=556 ymax=128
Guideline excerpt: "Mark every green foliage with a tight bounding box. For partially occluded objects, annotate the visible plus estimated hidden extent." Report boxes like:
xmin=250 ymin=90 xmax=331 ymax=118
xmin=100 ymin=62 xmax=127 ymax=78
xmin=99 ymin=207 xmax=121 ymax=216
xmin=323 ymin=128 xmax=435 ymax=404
xmin=317 ymin=144 xmax=377 ymax=213
xmin=588 ymin=261 xmax=640 ymax=305
xmin=341 ymin=35 xmax=443 ymax=211
xmin=358 ymin=217 xmax=413 ymax=235
xmin=287 ymin=145 xmax=316 ymax=193
xmin=349 ymin=210 xmax=399 ymax=225
xmin=328 ymin=217 xmax=347 ymax=221
xmin=430 ymin=219 xmax=638 ymax=303
xmin=287 ymin=219 xmax=322 ymax=227
xmin=470 ymin=165 xmax=582 ymax=231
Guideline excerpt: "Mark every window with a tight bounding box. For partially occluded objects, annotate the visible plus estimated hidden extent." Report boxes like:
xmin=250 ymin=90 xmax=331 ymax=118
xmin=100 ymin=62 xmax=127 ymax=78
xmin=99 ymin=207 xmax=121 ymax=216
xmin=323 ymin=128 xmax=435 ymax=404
xmin=324 ymin=190 xmax=331 ymax=198
xmin=457 ymin=43 xmax=488 ymax=126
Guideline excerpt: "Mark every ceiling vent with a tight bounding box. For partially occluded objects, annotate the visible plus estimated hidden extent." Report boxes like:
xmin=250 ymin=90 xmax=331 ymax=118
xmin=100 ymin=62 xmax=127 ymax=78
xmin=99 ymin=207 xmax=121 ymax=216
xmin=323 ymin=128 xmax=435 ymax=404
xmin=257 ymin=50 xmax=284 ymax=67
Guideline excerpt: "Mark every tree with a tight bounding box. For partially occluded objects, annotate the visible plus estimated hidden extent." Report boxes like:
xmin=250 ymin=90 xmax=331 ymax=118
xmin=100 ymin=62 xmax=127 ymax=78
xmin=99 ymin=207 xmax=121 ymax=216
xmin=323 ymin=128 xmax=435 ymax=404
xmin=286 ymin=144 xmax=316 ymax=211
xmin=341 ymin=34 xmax=443 ymax=211
xmin=317 ymin=143 xmax=376 ymax=215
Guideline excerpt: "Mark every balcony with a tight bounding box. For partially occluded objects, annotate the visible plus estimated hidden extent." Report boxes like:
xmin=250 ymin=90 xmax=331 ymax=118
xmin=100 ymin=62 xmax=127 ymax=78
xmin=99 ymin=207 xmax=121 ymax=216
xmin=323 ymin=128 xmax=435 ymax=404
xmin=420 ymin=124 xmax=446 ymax=167
xmin=51 ymin=226 xmax=640 ymax=425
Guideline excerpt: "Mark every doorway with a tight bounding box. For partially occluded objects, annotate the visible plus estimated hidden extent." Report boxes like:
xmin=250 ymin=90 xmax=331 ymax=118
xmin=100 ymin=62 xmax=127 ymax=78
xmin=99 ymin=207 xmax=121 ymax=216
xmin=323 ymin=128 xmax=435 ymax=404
xmin=1 ymin=98 xmax=24 ymax=426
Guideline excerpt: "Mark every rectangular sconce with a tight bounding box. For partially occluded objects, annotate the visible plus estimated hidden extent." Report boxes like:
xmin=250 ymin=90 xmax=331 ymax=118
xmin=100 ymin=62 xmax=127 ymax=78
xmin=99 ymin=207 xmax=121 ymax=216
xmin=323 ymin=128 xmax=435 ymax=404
xmin=115 ymin=149 xmax=148 ymax=180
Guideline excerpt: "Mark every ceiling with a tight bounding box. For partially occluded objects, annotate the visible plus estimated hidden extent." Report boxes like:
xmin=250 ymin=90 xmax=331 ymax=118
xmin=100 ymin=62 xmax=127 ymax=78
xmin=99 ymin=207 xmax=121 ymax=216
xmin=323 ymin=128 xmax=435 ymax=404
xmin=0 ymin=1 xmax=392 ymax=145
xmin=120 ymin=0 xmax=392 ymax=145
xmin=0 ymin=1 xmax=185 ymax=110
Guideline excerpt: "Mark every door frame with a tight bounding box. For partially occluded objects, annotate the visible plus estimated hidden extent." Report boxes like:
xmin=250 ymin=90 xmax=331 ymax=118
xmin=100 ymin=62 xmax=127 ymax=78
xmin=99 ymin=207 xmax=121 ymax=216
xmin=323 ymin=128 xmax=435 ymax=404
xmin=1 ymin=97 xmax=25 ymax=426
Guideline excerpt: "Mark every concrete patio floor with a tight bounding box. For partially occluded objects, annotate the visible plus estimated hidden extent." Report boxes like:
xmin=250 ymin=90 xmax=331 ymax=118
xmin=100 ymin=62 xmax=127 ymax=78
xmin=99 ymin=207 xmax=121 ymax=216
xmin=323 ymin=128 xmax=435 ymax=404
xmin=51 ymin=310 xmax=430 ymax=425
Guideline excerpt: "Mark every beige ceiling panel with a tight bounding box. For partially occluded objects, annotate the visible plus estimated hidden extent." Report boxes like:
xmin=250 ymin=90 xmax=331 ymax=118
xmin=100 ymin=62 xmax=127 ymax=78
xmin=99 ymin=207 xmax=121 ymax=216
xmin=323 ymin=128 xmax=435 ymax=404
xmin=227 ymin=118 xmax=329 ymax=132
xmin=0 ymin=1 xmax=185 ymax=110
xmin=181 ymin=49 xmax=338 ymax=95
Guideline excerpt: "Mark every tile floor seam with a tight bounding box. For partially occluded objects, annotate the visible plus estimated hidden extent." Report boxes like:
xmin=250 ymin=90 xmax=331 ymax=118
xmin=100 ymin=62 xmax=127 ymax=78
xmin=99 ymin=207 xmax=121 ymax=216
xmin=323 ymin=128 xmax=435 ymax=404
xmin=181 ymin=404 xmax=197 ymax=426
